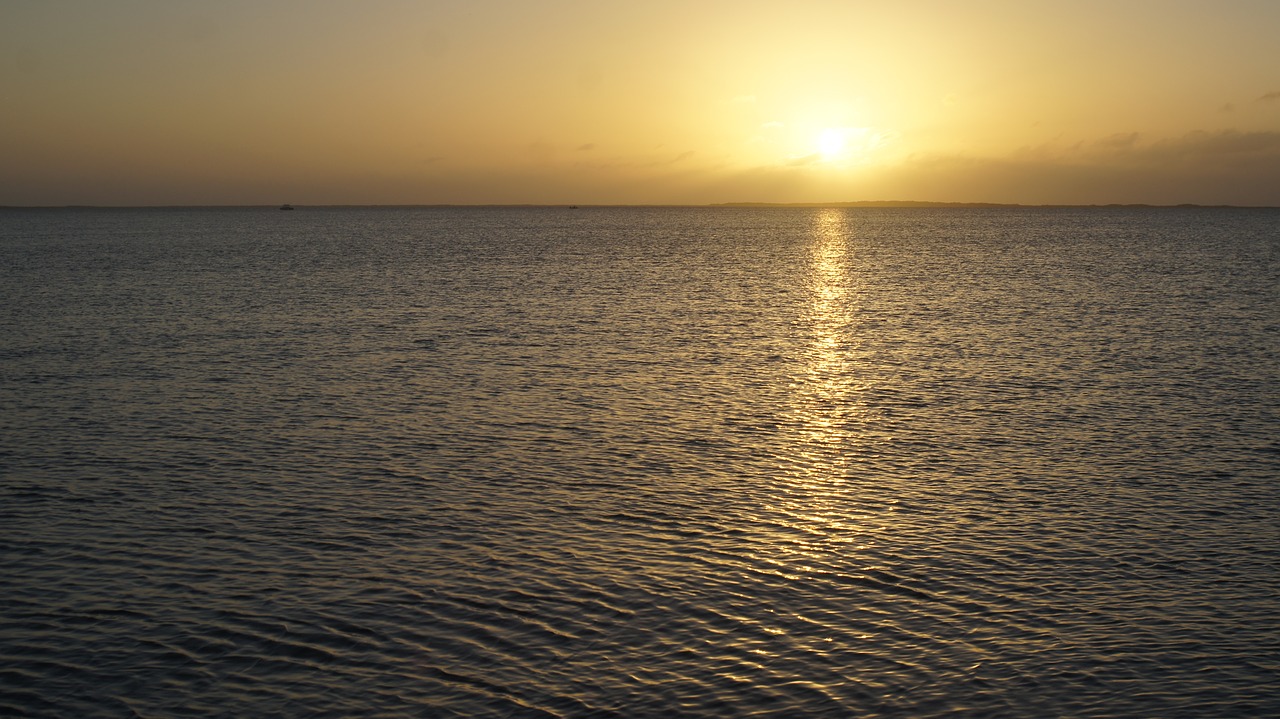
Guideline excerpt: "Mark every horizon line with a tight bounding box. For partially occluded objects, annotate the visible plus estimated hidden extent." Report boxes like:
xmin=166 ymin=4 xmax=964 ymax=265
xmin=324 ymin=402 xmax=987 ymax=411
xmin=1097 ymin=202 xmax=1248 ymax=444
xmin=2 ymin=201 xmax=1278 ymax=210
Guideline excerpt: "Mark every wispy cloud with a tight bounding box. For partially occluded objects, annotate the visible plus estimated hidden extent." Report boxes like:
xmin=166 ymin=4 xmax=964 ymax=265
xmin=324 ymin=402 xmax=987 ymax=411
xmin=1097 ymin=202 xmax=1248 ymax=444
xmin=860 ymin=129 xmax=1280 ymax=205
xmin=576 ymin=143 xmax=595 ymax=151
xmin=1256 ymin=91 xmax=1280 ymax=103
xmin=1139 ymin=129 xmax=1280 ymax=158
xmin=1093 ymin=132 xmax=1139 ymax=151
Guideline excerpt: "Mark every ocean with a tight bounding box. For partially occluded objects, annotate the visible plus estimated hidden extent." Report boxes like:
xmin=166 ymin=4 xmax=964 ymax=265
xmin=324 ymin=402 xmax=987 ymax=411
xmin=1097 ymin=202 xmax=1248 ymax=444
xmin=1 ymin=206 xmax=1277 ymax=717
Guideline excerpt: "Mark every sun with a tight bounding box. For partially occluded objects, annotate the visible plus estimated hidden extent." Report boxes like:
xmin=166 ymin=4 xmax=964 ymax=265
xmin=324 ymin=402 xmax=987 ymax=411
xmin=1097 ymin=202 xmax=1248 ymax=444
xmin=817 ymin=128 xmax=847 ymax=161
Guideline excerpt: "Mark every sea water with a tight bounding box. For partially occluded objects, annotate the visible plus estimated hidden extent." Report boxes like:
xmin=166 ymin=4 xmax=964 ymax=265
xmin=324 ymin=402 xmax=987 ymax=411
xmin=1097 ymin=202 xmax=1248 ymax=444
xmin=1 ymin=206 xmax=1277 ymax=717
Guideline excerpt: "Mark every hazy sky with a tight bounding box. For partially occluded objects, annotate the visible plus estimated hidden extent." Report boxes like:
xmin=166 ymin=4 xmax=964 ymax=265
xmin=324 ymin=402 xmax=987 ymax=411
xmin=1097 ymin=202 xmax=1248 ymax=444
xmin=3 ymin=0 xmax=1279 ymax=205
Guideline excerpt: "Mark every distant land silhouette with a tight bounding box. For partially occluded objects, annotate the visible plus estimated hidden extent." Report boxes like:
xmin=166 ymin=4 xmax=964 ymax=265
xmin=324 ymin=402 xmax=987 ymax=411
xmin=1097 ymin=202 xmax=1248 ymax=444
xmin=2 ymin=201 xmax=1276 ymax=209
xmin=711 ymin=201 xmax=1276 ymax=209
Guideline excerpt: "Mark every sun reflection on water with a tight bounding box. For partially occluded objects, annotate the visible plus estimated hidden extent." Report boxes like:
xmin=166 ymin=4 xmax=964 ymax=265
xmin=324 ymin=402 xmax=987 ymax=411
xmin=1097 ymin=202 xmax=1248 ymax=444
xmin=797 ymin=208 xmax=858 ymax=460
xmin=762 ymin=208 xmax=870 ymax=561
xmin=762 ymin=204 xmax=872 ymax=557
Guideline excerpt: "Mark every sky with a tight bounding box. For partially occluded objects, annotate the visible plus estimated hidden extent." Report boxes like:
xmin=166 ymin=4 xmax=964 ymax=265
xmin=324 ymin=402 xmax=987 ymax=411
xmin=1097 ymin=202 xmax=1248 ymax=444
xmin=3 ymin=0 xmax=1279 ymax=206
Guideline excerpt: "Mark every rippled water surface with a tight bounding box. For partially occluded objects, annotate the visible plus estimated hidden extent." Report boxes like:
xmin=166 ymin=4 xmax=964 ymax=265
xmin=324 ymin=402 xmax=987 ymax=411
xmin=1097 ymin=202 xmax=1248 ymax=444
xmin=2 ymin=207 xmax=1278 ymax=717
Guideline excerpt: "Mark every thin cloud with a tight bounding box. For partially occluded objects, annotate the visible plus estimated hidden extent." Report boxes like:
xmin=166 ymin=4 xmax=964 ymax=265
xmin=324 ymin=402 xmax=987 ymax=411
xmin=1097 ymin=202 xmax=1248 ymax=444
xmin=577 ymin=143 xmax=596 ymax=151
xmin=1026 ymin=129 xmax=1280 ymax=164
xmin=1139 ymin=129 xmax=1280 ymax=158
xmin=861 ymin=129 xmax=1280 ymax=205
xmin=568 ymin=149 xmax=698 ymax=171
xmin=1093 ymin=132 xmax=1139 ymax=151
xmin=1256 ymin=91 xmax=1280 ymax=103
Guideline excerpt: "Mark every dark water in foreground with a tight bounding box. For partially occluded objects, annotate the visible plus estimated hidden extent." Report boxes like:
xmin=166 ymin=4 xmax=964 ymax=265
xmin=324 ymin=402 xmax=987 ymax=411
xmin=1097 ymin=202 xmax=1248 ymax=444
xmin=1 ymin=207 xmax=1277 ymax=718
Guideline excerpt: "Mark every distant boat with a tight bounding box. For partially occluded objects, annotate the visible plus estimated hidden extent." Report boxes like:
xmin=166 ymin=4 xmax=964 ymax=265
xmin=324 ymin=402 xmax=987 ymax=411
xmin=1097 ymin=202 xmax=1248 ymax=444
xmin=279 ymin=204 xmax=295 ymax=211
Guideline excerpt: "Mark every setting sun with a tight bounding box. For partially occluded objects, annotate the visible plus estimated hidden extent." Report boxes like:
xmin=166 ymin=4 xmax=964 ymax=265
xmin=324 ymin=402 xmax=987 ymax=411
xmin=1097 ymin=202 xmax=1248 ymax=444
xmin=1 ymin=0 xmax=1277 ymax=205
xmin=817 ymin=128 xmax=847 ymax=161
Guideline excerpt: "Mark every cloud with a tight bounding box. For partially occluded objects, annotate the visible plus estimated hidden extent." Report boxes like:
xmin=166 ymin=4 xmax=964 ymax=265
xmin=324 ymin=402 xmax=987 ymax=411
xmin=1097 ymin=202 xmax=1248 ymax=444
xmin=565 ymin=148 xmax=699 ymax=173
xmin=1039 ymin=129 xmax=1280 ymax=166
xmin=576 ymin=143 xmax=595 ymax=151
xmin=862 ymin=129 xmax=1280 ymax=205
xmin=1256 ymin=91 xmax=1280 ymax=103
xmin=425 ymin=129 xmax=1280 ymax=206
xmin=787 ymin=153 xmax=820 ymax=167
xmin=1093 ymin=132 xmax=1139 ymax=151
xmin=1137 ymin=129 xmax=1280 ymax=158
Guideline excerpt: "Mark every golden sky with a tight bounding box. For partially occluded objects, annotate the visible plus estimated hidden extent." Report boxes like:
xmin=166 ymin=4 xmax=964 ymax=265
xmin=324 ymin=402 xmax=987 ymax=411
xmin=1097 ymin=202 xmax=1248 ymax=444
xmin=3 ymin=0 xmax=1279 ymax=205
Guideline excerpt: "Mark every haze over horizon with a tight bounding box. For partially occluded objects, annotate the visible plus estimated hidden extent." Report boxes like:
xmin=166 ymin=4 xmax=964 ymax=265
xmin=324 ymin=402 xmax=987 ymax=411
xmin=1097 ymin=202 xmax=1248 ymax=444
xmin=4 ymin=0 xmax=1279 ymax=207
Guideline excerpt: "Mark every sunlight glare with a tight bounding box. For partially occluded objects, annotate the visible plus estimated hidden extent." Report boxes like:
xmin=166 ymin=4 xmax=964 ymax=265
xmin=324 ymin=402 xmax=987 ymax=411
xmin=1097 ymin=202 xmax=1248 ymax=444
xmin=817 ymin=128 xmax=847 ymax=161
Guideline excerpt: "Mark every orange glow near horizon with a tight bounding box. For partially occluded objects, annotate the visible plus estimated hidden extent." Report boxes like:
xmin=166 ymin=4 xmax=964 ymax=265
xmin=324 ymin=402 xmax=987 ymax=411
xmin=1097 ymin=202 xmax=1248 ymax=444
xmin=2 ymin=1 xmax=1278 ymax=206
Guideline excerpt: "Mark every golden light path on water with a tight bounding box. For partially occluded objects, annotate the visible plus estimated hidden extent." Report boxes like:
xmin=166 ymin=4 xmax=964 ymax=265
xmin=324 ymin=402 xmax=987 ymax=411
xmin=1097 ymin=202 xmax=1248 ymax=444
xmin=758 ymin=209 xmax=882 ymax=593
xmin=792 ymin=208 xmax=867 ymax=490
xmin=801 ymin=208 xmax=859 ymax=452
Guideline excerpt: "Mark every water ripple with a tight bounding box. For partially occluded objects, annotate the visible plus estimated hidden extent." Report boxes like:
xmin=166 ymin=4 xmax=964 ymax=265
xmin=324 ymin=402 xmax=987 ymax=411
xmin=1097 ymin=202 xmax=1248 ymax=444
xmin=1 ymin=207 xmax=1277 ymax=717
